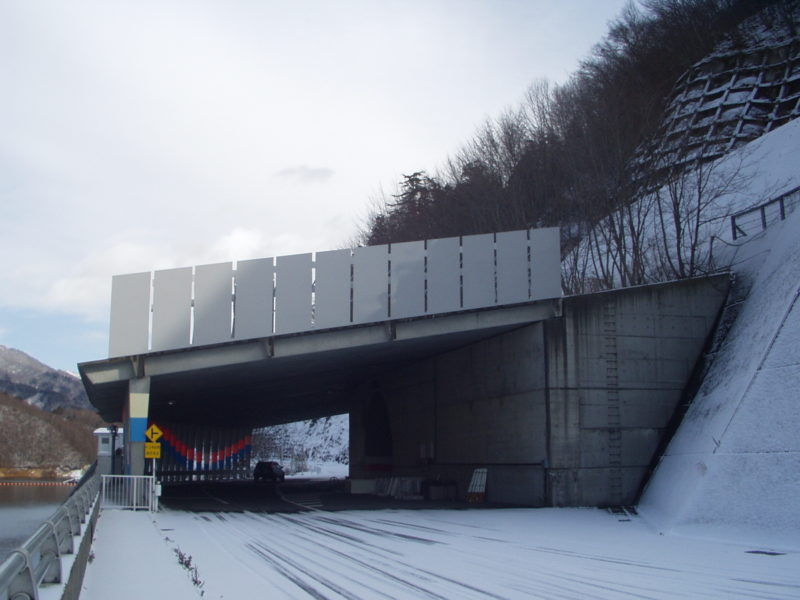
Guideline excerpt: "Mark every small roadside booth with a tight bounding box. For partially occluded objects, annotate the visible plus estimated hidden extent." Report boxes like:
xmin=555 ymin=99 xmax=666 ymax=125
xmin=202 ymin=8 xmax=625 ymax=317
xmin=94 ymin=426 xmax=124 ymax=474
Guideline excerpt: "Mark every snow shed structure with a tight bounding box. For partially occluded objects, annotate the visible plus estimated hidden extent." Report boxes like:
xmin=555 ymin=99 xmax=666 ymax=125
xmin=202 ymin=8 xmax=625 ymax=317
xmin=78 ymin=227 xmax=729 ymax=506
xmin=348 ymin=275 xmax=729 ymax=506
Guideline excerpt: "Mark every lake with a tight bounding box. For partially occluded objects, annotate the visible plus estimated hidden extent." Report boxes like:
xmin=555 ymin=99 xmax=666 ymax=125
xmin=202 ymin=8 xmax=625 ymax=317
xmin=0 ymin=482 xmax=72 ymax=562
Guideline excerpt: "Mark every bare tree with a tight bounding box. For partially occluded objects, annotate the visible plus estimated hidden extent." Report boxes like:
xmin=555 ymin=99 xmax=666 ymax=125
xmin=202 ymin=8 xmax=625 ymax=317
xmin=651 ymin=153 xmax=751 ymax=280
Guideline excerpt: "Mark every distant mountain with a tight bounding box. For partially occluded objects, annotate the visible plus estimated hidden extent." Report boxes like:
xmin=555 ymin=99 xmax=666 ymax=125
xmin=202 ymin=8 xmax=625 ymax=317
xmin=0 ymin=345 xmax=93 ymax=412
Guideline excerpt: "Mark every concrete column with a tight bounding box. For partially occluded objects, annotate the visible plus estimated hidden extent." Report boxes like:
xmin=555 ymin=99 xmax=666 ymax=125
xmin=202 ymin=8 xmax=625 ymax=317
xmin=124 ymin=377 xmax=150 ymax=475
xmin=363 ymin=385 xmax=393 ymax=474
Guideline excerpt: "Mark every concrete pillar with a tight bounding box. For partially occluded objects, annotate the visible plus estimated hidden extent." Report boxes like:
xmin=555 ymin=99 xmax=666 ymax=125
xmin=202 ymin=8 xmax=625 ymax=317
xmin=124 ymin=377 xmax=150 ymax=475
xmin=363 ymin=384 xmax=393 ymax=474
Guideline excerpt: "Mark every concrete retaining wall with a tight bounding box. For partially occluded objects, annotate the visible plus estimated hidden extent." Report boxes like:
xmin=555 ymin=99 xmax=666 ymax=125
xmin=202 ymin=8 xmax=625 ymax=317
xmin=350 ymin=275 xmax=729 ymax=507
xmin=546 ymin=276 xmax=730 ymax=506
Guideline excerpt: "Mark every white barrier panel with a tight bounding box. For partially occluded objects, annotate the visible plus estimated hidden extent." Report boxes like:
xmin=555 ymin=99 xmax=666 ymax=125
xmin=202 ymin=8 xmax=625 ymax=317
xmin=275 ymin=253 xmax=313 ymax=334
xmin=496 ymin=230 xmax=529 ymax=305
xmin=151 ymin=267 xmax=192 ymax=351
xmin=193 ymin=262 xmax=233 ymax=346
xmin=426 ymin=236 xmax=461 ymax=314
xmin=530 ymin=227 xmax=562 ymax=301
xmin=315 ymin=249 xmax=352 ymax=328
xmin=390 ymin=241 xmax=425 ymax=319
xmin=462 ymin=233 xmax=495 ymax=309
xmin=233 ymin=257 xmax=274 ymax=340
xmin=107 ymin=227 xmax=562 ymax=356
xmin=108 ymin=272 xmax=151 ymax=357
xmin=353 ymin=245 xmax=389 ymax=324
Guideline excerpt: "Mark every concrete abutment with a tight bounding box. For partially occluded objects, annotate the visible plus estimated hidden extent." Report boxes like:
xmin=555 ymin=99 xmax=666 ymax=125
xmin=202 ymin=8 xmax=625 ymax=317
xmin=349 ymin=275 xmax=730 ymax=506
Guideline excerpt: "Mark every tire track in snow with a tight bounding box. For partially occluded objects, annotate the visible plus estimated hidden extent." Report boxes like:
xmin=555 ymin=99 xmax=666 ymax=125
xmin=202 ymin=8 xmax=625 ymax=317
xmin=265 ymin=513 xmax=407 ymax=557
xmin=249 ymin=532 xmax=456 ymax=600
xmin=310 ymin=515 xmax=442 ymax=545
xmin=163 ymin=509 xmax=799 ymax=600
xmin=180 ymin=512 xmax=323 ymax=597
xmin=241 ymin=513 xmax=410 ymax=598
xmin=247 ymin=541 xmax=386 ymax=600
xmin=251 ymin=514 xmax=454 ymax=599
xmin=245 ymin=512 xmax=643 ymax=600
xmin=216 ymin=511 xmax=444 ymax=598
xmin=245 ymin=512 xmax=510 ymax=599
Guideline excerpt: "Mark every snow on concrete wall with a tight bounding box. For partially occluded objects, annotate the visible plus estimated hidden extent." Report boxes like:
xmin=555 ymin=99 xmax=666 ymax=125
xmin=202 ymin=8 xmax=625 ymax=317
xmin=639 ymin=205 xmax=800 ymax=548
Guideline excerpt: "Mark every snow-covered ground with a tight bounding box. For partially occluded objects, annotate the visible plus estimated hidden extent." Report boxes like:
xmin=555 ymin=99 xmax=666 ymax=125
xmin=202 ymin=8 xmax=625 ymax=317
xmin=287 ymin=460 xmax=349 ymax=480
xmin=81 ymin=506 xmax=800 ymax=600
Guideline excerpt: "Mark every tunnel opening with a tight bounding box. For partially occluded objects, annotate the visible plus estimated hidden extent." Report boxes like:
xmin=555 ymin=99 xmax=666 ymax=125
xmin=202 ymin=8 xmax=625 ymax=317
xmin=251 ymin=413 xmax=349 ymax=480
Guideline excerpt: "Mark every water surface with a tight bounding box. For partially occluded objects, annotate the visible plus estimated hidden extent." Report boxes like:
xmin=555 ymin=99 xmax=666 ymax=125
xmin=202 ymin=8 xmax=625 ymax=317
xmin=0 ymin=483 xmax=71 ymax=561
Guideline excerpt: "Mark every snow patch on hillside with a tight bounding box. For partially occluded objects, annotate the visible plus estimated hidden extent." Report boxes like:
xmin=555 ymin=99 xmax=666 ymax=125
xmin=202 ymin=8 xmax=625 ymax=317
xmin=565 ymin=117 xmax=800 ymax=291
xmin=252 ymin=414 xmax=348 ymax=477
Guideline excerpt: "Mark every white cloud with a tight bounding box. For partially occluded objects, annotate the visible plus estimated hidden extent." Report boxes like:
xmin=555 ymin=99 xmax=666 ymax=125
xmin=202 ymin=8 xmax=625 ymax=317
xmin=274 ymin=166 xmax=334 ymax=184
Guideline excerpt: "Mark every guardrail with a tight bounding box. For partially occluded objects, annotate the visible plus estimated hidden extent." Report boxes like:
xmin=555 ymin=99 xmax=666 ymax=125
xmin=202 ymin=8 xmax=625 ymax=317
xmin=0 ymin=469 xmax=100 ymax=600
xmin=731 ymin=185 xmax=800 ymax=240
xmin=100 ymin=474 xmax=158 ymax=512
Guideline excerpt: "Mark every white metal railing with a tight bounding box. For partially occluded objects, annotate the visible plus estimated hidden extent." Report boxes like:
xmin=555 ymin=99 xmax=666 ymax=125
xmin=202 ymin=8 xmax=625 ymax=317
xmin=731 ymin=184 xmax=800 ymax=240
xmin=100 ymin=475 xmax=159 ymax=512
xmin=0 ymin=468 xmax=100 ymax=600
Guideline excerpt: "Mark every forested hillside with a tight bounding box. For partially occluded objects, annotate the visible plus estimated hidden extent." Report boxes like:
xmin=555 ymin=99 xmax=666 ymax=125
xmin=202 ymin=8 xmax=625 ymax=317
xmin=0 ymin=346 xmax=102 ymax=472
xmin=359 ymin=0 xmax=797 ymax=292
xmin=0 ymin=391 xmax=102 ymax=471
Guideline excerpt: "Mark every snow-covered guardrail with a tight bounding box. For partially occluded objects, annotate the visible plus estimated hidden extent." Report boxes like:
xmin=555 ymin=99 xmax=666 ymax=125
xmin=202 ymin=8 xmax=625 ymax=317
xmin=731 ymin=184 xmax=800 ymax=240
xmin=0 ymin=468 xmax=100 ymax=600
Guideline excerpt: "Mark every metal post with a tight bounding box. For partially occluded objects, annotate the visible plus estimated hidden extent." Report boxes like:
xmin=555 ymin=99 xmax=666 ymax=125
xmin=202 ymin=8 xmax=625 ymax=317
xmin=151 ymin=458 xmax=158 ymax=512
xmin=109 ymin=424 xmax=118 ymax=475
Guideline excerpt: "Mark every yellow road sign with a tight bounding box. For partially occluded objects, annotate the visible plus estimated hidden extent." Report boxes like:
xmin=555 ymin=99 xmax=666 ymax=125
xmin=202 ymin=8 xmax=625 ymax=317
xmin=145 ymin=424 xmax=163 ymax=442
xmin=145 ymin=442 xmax=161 ymax=459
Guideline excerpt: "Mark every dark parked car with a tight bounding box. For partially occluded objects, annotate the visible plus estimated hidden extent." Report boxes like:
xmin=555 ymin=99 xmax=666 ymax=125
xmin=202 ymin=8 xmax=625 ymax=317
xmin=253 ymin=461 xmax=285 ymax=482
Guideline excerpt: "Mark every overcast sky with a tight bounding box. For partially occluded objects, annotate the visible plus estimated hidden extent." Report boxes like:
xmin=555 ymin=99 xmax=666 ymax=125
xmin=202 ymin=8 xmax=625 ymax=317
xmin=0 ymin=0 xmax=629 ymax=372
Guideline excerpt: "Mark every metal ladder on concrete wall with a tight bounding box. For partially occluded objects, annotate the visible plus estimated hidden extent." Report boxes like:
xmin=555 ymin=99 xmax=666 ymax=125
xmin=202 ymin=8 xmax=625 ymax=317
xmin=603 ymin=298 xmax=623 ymax=504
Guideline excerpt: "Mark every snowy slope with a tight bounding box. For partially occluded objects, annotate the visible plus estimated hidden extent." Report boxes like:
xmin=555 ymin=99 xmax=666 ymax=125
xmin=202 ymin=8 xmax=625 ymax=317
xmin=565 ymin=117 xmax=800 ymax=292
xmin=252 ymin=414 xmax=348 ymax=476
xmin=639 ymin=165 xmax=800 ymax=548
xmin=709 ymin=116 xmax=800 ymax=213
